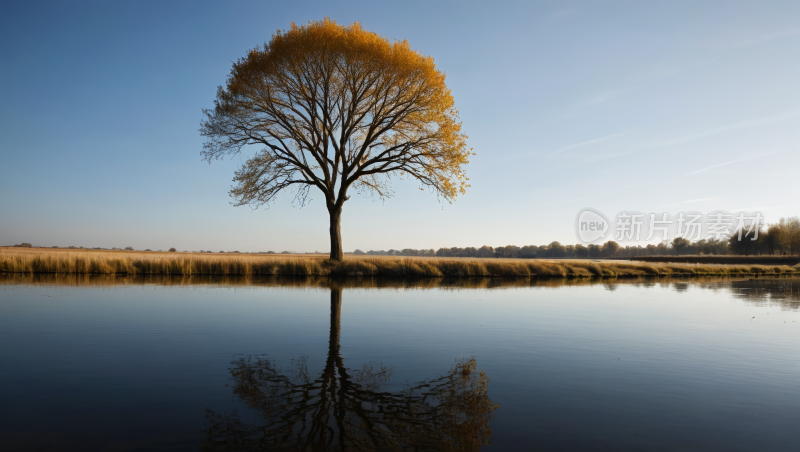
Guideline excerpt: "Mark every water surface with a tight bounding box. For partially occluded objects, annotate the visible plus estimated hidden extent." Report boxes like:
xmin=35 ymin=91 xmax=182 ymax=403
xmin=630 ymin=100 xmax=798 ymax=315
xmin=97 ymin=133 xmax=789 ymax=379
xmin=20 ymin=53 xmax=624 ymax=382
xmin=1 ymin=275 xmax=799 ymax=451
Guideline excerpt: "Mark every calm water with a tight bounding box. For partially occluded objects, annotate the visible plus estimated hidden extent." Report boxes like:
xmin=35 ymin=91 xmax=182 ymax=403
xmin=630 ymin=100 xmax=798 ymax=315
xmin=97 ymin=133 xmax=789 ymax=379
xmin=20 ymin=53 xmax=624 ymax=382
xmin=1 ymin=275 xmax=799 ymax=451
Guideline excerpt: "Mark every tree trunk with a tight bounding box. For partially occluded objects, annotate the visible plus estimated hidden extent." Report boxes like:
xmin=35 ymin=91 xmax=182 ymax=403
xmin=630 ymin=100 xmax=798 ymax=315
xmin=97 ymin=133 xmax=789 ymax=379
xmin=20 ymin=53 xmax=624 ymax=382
xmin=329 ymin=206 xmax=344 ymax=261
xmin=329 ymin=287 xmax=341 ymax=357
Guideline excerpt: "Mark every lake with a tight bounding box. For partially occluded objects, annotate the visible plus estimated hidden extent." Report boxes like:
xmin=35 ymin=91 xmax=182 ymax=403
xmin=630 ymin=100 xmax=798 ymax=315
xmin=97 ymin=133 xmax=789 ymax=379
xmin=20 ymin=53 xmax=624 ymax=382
xmin=1 ymin=275 xmax=799 ymax=451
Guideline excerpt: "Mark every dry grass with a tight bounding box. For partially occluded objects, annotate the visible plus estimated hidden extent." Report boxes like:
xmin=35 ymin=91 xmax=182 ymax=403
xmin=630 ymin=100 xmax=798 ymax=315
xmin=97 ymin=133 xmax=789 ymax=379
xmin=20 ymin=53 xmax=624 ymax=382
xmin=1 ymin=247 xmax=798 ymax=279
xmin=634 ymin=255 xmax=800 ymax=265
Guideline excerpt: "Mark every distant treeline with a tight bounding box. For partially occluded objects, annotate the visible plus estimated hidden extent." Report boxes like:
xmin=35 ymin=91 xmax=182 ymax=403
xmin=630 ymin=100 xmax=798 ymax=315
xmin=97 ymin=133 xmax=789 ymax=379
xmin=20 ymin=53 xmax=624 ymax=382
xmin=354 ymin=241 xmax=677 ymax=259
xmin=9 ymin=244 xmax=300 ymax=255
xmin=355 ymin=217 xmax=800 ymax=258
xmin=10 ymin=218 xmax=799 ymax=258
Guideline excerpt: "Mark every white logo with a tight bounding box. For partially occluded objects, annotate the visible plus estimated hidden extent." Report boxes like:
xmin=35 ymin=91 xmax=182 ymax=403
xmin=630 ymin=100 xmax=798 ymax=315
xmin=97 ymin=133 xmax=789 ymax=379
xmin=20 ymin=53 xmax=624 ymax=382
xmin=573 ymin=208 xmax=764 ymax=244
xmin=575 ymin=208 xmax=610 ymax=244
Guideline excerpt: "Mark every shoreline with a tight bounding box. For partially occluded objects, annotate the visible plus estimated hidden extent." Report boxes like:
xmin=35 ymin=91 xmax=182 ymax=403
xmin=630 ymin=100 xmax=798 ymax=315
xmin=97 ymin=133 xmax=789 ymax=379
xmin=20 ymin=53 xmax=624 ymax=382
xmin=1 ymin=248 xmax=798 ymax=279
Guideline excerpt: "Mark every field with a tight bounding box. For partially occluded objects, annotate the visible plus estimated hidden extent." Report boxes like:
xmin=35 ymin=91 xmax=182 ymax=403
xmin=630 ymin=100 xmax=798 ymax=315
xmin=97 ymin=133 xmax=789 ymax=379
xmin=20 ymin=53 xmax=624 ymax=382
xmin=2 ymin=247 xmax=799 ymax=279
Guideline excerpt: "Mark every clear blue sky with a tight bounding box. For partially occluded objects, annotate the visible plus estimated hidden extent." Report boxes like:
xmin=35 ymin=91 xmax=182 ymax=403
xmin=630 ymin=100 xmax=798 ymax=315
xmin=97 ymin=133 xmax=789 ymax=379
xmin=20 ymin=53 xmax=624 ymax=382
xmin=1 ymin=0 xmax=798 ymax=252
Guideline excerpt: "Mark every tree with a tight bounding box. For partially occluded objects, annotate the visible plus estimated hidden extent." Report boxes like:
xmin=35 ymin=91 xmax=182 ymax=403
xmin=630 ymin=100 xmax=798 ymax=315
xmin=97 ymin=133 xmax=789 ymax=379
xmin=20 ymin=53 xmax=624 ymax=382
xmin=786 ymin=217 xmax=800 ymax=255
xmin=548 ymin=241 xmax=566 ymax=258
xmin=762 ymin=223 xmax=783 ymax=255
xmin=169 ymin=247 xmax=177 ymax=252
xmin=671 ymin=237 xmax=690 ymax=255
xmin=494 ymin=245 xmax=517 ymax=258
xmin=728 ymin=226 xmax=762 ymax=255
xmin=518 ymin=245 xmax=537 ymax=259
xmin=476 ymin=245 xmax=494 ymax=258
xmin=600 ymin=240 xmax=619 ymax=257
xmin=200 ymin=18 xmax=471 ymax=262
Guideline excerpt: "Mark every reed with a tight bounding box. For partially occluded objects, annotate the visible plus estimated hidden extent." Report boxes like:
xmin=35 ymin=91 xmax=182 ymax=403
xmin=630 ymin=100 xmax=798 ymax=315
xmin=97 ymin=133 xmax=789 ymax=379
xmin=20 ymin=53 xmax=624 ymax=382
xmin=1 ymin=247 xmax=798 ymax=279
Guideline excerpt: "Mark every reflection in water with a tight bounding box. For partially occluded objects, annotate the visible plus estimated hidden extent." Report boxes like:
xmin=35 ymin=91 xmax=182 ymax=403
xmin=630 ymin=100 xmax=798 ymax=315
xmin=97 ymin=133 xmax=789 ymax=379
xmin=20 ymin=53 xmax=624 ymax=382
xmin=680 ymin=278 xmax=800 ymax=310
xmin=0 ymin=272 xmax=779 ymax=291
xmin=5 ymin=273 xmax=800 ymax=310
xmin=672 ymin=282 xmax=690 ymax=293
xmin=728 ymin=278 xmax=800 ymax=309
xmin=4 ymin=273 xmax=800 ymax=311
xmin=200 ymin=288 xmax=499 ymax=451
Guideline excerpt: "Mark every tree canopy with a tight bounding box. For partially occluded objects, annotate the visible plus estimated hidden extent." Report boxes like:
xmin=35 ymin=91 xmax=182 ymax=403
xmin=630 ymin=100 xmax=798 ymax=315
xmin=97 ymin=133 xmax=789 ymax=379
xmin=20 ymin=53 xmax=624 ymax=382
xmin=200 ymin=18 xmax=471 ymax=260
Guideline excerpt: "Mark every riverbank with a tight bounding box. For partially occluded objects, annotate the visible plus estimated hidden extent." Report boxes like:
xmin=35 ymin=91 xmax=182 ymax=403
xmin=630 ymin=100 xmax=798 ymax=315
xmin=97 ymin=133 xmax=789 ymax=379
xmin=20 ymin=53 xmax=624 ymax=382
xmin=1 ymin=247 xmax=798 ymax=278
xmin=633 ymin=255 xmax=800 ymax=265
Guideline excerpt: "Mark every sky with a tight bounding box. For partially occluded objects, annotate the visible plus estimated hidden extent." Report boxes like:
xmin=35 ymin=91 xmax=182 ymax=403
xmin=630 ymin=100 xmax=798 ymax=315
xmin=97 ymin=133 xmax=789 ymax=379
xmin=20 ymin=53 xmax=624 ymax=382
xmin=1 ymin=0 xmax=798 ymax=252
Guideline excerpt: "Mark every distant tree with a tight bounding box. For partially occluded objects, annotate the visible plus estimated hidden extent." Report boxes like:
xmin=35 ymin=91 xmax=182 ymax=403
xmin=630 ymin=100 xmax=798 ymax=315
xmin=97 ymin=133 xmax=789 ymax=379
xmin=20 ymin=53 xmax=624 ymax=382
xmin=517 ymin=245 xmax=537 ymax=259
xmin=494 ymin=245 xmax=517 ymax=258
xmin=281 ymin=251 xmax=290 ymax=254
xmin=574 ymin=244 xmax=588 ymax=258
xmin=200 ymin=19 xmax=471 ymax=262
xmin=600 ymin=240 xmax=619 ymax=257
xmin=672 ymin=237 xmax=690 ymax=255
xmin=14 ymin=243 xmax=32 ymax=248
xmin=145 ymin=249 xmax=152 ymax=251
xmin=654 ymin=241 xmax=670 ymax=255
xmin=478 ymin=245 xmax=494 ymax=257
xmin=762 ymin=223 xmax=783 ymax=255
xmin=728 ymin=226 xmax=762 ymax=255
xmin=786 ymin=217 xmax=800 ymax=255
xmin=169 ymin=247 xmax=177 ymax=252
xmin=353 ymin=249 xmax=365 ymax=255
xmin=124 ymin=247 xmax=134 ymax=251
xmin=588 ymin=244 xmax=601 ymax=258
xmin=695 ymin=238 xmax=728 ymax=255
xmin=549 ymin=241 xmax=566 ymax=258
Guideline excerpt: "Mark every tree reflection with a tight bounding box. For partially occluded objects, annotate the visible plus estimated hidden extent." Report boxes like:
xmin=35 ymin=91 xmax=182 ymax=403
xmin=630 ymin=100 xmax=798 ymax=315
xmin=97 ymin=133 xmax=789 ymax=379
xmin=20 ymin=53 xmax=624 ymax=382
xmin=728 ymin=278 xmax=800 ymax=309
xmin=201 ymin=287 xmax=499 ymax=451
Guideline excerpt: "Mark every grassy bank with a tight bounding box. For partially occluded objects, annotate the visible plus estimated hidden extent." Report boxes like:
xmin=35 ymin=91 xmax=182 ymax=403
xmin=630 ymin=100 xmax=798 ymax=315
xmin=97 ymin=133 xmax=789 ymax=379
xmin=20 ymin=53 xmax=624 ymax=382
xmin=1 ymin=247 xmax=799 ymax=278
xmin=633 ymin=255 xmax=800 ymax=265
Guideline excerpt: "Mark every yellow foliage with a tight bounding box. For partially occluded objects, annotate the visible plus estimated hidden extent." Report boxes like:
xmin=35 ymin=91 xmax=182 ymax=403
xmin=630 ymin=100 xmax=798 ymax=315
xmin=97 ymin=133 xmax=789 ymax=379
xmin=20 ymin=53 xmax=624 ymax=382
xmin=201 ymin=18 xmax=473 ymax=260
xmin=217 ymin=17 xmax=471 ymax=200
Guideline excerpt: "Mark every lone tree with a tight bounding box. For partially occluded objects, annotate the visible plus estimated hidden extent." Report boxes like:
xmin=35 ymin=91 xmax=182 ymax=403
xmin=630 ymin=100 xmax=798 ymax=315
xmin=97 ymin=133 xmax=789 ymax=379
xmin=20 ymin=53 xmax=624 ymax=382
xmin=200 ymin=18 xmax=471 ymax=261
